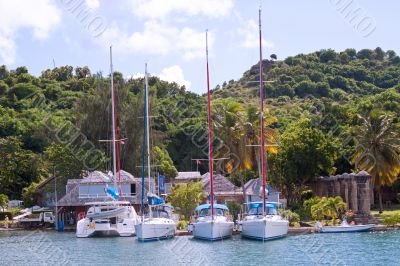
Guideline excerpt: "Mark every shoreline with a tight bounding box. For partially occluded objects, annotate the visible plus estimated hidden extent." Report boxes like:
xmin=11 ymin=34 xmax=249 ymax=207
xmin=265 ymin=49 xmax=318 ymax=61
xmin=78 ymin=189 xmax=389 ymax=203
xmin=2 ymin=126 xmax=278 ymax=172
xmin=1 ymin=225 xmax=398 ymax=235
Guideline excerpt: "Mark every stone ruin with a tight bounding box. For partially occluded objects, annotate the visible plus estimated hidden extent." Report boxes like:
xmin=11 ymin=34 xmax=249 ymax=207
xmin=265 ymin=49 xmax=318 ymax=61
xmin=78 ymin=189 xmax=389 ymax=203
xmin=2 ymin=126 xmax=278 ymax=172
xmin=312 ymin=171 xmax=375 ymax=223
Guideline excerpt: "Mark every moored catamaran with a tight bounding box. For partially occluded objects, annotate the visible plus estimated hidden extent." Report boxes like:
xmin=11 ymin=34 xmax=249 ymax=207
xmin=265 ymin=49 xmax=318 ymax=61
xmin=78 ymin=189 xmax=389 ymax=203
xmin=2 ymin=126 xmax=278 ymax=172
xmin=76 ymin=47 xmax=138 ymax=238
xmin=240 ymin=8 xmax=289 ymax=241
xmin=191 ymin=31 xmax=234 ymax=241
xmin=134 ymin=64 xmax=176 ymax=241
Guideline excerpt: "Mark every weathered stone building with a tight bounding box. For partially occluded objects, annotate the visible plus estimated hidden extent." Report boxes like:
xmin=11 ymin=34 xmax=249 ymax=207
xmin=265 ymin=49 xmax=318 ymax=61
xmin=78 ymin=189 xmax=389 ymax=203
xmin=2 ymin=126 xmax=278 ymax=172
xmin=312 ymin=171 xmax=372 ymax=219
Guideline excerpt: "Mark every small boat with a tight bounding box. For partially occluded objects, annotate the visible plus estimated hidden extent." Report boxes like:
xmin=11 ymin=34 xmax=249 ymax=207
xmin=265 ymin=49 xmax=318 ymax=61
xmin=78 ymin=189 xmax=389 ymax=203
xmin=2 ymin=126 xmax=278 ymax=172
xmin=191 ymin=31 xmax=233 ymax=241
xmin=240 ymin=202 xmax=288 ymax=241
xmin=135 ymin=65 xmax=176 ymax=241
xmin=192 ymin=204 xmax=234 ymax=241
xmin=76 ymin=201 xmax=138 ymax=238
xmin=317 ymin=220 xmax=374 ymax=233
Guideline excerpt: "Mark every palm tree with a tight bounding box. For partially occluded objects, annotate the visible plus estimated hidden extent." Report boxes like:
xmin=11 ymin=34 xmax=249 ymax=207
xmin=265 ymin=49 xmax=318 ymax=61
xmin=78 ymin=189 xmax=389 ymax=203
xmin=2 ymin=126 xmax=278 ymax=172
xmin=213 ymin=99 xmax=279 ymax=201
xmin=351 ymin=112 xmax=400 ymax=213
xmin=311 ymin=196 xmax=346 ymax=224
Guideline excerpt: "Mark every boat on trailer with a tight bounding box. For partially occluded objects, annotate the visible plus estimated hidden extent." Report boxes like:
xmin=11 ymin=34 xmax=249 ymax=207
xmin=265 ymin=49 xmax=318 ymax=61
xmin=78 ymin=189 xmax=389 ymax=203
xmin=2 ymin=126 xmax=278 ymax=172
xmin=76 ymin=201 xmax=138 ymax=238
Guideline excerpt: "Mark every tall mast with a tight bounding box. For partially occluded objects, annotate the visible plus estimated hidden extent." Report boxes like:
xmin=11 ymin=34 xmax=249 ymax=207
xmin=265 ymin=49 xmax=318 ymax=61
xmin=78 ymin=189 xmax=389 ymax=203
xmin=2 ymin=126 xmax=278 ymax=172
xmin=144 ymin=64 xmax=152 ymax=218
xmin=258 ymin=8 xmax=267 ymax=216
xmin=109 ymin=46 xmax=117 ymax=189
xmin=145 ymin=64 xmax=151 ymax=192
xmin=206 ymin=30 xmax=214 ymax=220
xmin=140 ymin=67 xmax=147 ymax=220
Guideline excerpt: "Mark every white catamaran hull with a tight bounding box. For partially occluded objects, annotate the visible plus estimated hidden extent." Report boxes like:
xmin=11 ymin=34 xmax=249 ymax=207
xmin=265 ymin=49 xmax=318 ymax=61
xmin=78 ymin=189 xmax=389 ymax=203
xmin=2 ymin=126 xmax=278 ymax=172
xmin=135 ymin=218 xmax=176 ymax=241
xmin=192 ymin=216 xmax=233 ymax=241
xmin=319 ymin=224 xmax=374 ymax=233
xmin=76 ymin=218 xmax=136 ymax=238
xmin=241 ymin=216 xmax=289 ymax=241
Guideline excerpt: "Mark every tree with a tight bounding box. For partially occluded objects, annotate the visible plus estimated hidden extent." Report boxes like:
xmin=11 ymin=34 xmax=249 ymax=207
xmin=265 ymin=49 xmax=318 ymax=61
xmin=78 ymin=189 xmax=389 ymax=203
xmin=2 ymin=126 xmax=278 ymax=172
xmin=0 ymin=137 xmax=44 ymax=199
xmin=356 ymin=49 xmax=374 ymax=60
xmin=45 ymin=142 xmax=105 ymax=186
xmin=167 ymin=182 xmax=204 ymax=220
xmin=0 ymin=194 xmax=9 ymax=211
xmin=270 ymin=119 xmax=339 ymax=204
xmin=270 ymin=54 xmax=277 ymax=60
xmin=22 ymin=182 xmax=42 ymax=207
xmin=351 ymin=111 xmax=400 ymax=213
xmin=152 ymin=146 xmax=178 ymax=179
xmin=319 ymin=49 xmax=337 ymax=63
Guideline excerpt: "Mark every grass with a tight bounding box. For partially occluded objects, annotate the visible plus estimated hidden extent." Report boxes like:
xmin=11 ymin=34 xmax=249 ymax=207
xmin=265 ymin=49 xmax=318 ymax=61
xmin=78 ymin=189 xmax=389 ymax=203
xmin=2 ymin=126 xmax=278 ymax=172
xmin=371 ymin=208 xmax=400 ymax=227
xmin=371 ymin=209 xmax=400 ymax=217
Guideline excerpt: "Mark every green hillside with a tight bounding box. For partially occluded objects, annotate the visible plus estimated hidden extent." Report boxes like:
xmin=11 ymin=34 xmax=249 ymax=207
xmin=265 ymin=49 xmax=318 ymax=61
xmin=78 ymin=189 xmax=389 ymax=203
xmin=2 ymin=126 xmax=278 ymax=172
xmin=0 ymin=47 xmax=399 ymax=206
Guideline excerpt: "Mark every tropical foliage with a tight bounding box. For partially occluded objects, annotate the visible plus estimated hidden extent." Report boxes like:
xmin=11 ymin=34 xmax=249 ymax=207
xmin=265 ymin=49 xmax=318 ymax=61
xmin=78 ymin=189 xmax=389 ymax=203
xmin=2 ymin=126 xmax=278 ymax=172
xmin=0 ymin=47 xmax=399 ymax=208
xmin=310 ymin=196 xmax=347 ymax=224
xmin=167 ymin=182 xmax=204 ymax=220
xmin=0 ymin=194 xmax=9 ymax=211
xmin=351 ymin=111 xmax=400 ymax=212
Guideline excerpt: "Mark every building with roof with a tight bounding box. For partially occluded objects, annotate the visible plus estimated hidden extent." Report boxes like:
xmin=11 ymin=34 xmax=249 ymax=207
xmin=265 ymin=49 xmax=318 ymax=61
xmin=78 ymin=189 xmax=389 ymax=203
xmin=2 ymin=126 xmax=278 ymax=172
xmin=243 ymin=178 xmax=286 ymax=206
xmin=55 ymin=170 xmax=154 ymax=226
xmin=201 ymin=173 xmax=244 ymax=203
xmin=173 ymin=171 xmax=202 ymax=184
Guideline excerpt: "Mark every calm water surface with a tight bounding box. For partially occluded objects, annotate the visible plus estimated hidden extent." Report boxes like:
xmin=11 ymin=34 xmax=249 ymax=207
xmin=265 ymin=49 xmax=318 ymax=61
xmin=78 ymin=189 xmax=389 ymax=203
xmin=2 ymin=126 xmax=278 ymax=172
xmin=1 ymin=230 xmax=399 ymax=265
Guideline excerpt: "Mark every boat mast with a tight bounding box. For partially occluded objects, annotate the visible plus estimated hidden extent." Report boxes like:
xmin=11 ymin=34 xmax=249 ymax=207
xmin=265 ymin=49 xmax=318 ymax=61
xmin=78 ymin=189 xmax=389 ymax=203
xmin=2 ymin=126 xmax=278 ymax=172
xmin=258 ymin=8 xmax=267 ymax=216
xmin=109 ymin=46 xmax=118 ymax=190
xmin=206 ymin=30 xmax=214 ymax=220
xmin=140 ymin=66 xmax=147 ymax=221
xmin=145 ymin=64 xmax=152 ymax=218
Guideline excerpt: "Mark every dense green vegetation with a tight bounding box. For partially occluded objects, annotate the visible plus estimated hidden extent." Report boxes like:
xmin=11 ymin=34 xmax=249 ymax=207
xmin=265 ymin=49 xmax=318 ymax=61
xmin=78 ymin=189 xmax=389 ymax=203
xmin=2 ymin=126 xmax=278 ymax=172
xmin=0 ymin=47 xmax=399 ymax=209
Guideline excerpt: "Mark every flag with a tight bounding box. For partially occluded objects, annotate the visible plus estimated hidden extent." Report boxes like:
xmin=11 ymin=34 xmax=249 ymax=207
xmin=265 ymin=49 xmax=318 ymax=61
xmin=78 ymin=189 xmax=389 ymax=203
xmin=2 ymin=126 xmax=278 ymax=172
xmin=158 ymin=175 xmax=165 ymax=194
xmin=196 ymin=159 xmax=201 ymax=165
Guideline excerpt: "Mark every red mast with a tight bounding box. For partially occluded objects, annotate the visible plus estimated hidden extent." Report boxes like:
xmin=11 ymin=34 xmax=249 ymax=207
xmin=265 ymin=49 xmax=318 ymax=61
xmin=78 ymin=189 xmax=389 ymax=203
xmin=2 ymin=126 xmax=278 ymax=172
xmin=258 ymin=8 xmax=267 ymax=215
xmin=206 ymin=30 xmax=214 ymax=220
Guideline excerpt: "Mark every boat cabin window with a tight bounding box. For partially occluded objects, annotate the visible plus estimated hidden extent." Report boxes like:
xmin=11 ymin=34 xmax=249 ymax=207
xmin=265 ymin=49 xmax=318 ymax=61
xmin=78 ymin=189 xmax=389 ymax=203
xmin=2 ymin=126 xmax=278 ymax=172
xmin=248 ymin=206 xmax=277 ymax=216
xmin=198 ymin=208 xmax=227 ymax=217
xmin=153 ymin=209 xmax=170 ymax=219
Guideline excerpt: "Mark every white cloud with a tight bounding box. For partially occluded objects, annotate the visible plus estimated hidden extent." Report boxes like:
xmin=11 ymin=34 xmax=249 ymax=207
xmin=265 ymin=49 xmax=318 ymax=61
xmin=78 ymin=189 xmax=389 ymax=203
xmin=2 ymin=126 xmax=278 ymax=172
xmin=159 ymin=65 xmax=191 ymax=89
xmin=0 ymin=0 xmax=61 ymax=64
xmin=85 ymin=0 xmax=100 ymax=9
xmin=101 ymin=21 xmax=211 ymax=61
xmin=237 ymin=19 xmax=274 ymax=49
xmin=129 ymin=0 xmax=234 ymax=19
xmin=127 ymin=72 xmax=144 ymax=79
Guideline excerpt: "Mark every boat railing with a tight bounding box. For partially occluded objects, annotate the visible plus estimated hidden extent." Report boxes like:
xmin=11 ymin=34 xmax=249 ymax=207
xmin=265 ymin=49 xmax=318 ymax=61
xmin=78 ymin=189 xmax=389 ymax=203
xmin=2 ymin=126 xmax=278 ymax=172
xmin=79 ymin=193 xmax=137 ymax=199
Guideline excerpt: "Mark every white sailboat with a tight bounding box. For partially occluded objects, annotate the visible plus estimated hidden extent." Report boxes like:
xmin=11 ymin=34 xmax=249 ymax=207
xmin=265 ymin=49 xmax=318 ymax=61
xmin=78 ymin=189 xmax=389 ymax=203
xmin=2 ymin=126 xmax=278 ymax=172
xmin=135 ymin=64 xmax=176 ymax=241
xmin=192 ymin=31 xmax=234 ymax=241
xmin=76 ymin=47 xmax=138 ymax=238
xmin=240 ymin=8 xmax=289 ymax=241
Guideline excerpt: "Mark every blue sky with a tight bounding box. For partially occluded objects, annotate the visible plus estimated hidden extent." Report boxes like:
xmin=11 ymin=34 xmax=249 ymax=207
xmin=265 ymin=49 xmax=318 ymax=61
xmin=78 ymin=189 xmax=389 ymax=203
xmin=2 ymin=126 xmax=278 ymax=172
xmin=0 ymin=0 xmax=398 ymax=94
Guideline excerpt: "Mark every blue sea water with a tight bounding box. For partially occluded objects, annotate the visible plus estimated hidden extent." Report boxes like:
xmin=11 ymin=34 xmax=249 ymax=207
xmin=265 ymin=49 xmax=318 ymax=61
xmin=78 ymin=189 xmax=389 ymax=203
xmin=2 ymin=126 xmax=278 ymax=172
xmin=1 ymin=230 xmax=399 ymax=265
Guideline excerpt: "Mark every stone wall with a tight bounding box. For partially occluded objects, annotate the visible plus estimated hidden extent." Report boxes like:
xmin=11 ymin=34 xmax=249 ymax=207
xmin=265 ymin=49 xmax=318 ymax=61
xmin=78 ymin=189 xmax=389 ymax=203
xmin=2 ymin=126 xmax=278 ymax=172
xmin=312 ymin=171 xmax=371 ymax=216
